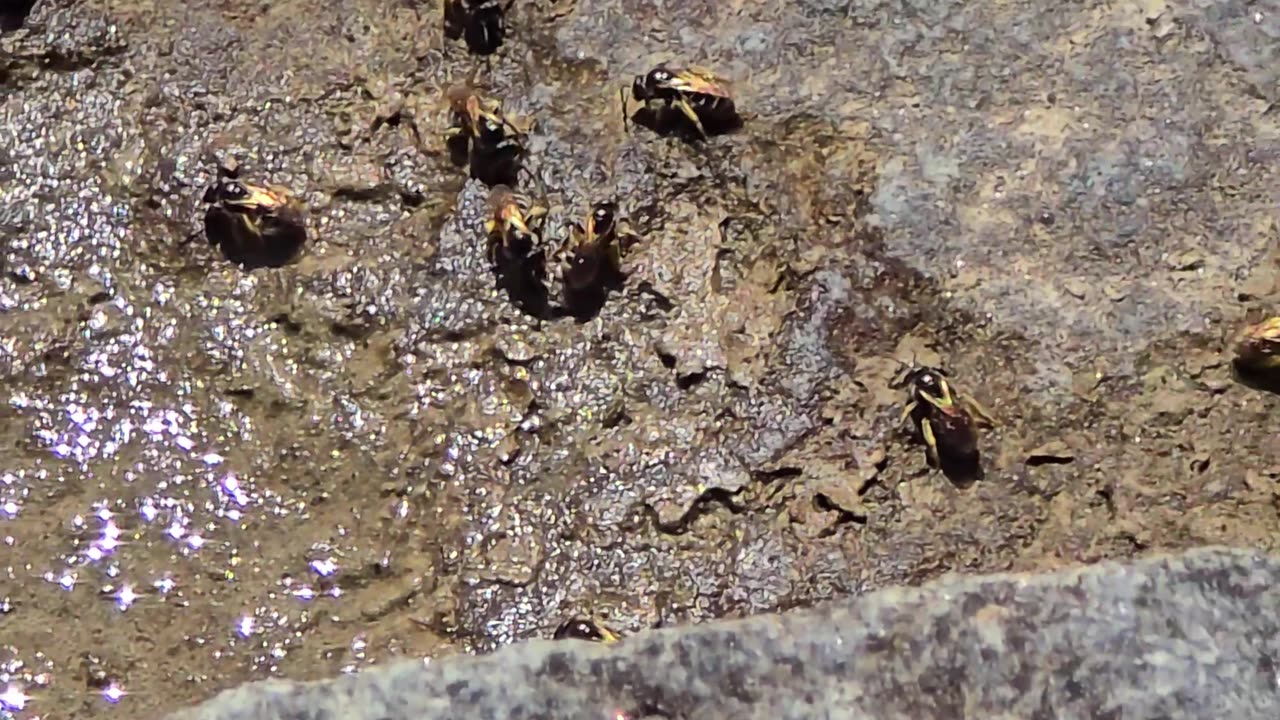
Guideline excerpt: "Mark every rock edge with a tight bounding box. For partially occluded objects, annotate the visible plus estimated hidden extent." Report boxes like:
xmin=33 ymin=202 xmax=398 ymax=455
xmin=165 ymin=547 xmax=1280 ymax=720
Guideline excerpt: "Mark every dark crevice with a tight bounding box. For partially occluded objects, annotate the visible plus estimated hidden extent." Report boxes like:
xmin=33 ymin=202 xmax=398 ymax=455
xmin=266 ymin=313 xmax=303 ymax=335
xmin=330 ymin=321 xmax=375 ymax=342
xmin=331 ymin=184 xmax=399 ymax=203
xmin=1026 ymin=454 xmax=1074 ymax=467
xmin=645 ymin=487 xmax=746 ymax=535
xmin=813 ymin=492 xmax=868 ymax=537
xmin=675 ymin=370 xmax=708 ymax=390
xmin=751 ymin=466 xmax=802 ymax=483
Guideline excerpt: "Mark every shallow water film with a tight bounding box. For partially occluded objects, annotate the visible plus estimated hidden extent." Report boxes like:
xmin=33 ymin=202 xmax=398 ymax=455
xmin=2 ymin=0 xmax=1279 ymax=718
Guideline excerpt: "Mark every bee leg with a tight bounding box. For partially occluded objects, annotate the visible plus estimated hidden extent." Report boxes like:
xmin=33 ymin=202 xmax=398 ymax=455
xmin=897 ymin=401 xmax=918 ymax=428
xmin=920 ymin=419 xmax=940 ymax=467
xmin=599 ymin=626 xmax=620 ymax=644
xmin=486 ymin=237 xmax=502 ymax=267
xmin=673 ymin=97 xmax=709 ymax=139
xmin=962 ymin=396 xmax=998 ymax=427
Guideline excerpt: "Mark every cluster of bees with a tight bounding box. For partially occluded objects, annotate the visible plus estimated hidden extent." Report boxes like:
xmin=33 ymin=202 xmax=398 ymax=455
xmin=199 ymin=1 xmax=739 ymax=318
xmin=196 ymin=0 xmax=1280 ymax=489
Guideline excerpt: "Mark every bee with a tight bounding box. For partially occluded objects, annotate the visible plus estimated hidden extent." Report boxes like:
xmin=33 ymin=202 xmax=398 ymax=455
xmin=552 ymin=617 xmax=620 ymax=643
xmin=445 ymin=85 xmax=527 ymax=155
xmin=553 ymin=201 xmax=626 ymax=292
xmin=1233 ymin=317 xmax=1280 ymax=373
xmin=895 ymin=365 xmax=996 ymax=475
xmin=201 ymin=178 xmax=306 ymax=269
xmin=445 ymin=85 xmax=528 ymax=186
xmin=444 ymin=0 xmax=514 ymax=56
xmin=484 ymin=185 xmax=548 ymax=265
xmin=627 ymin=64 xmax=738 ymax=140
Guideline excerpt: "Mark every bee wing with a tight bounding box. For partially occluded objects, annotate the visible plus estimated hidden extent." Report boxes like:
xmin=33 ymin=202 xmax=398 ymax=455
xmin=230 ymin=184 xmax=281 ymax=209
xmin=1251 ymin=317 xmax=1280 ymax=342
xmin=673 ymin=68 xmax=733 ymax=97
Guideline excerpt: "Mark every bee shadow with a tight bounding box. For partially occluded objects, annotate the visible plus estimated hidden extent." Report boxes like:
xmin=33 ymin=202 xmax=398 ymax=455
xmin=628 ymin=106 xmax=744 ymax=144
xmin=1232 ymin=363 xmax=1280 ymax=395
xmin=492 ymin=251 xmax=551 ymax=319
xmin=560 ymin=268 xmax=624 ymax=323
xmin=0 ymin=0 xmax=36 ymax=31
xmin=443 ymin=4 xmax=465 ymax=40
xmin=935 ymin=449 xmax=984 ymax=488
xmin=468 ymin=146 xmax=524 ymax=188
xmin=446 ymin=135 xmax=471 ymax=168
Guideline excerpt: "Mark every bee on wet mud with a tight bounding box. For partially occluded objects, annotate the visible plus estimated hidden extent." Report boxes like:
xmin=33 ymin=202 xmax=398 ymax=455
xmin=894 ymin=364 xmax=996 ymax=483
xmin=444 ymin=0 xmax=514 ymax=56
xmin=444 ymin=84 xmax=528 ymax=187
xmin=625 ymin=64 xmax=741 ymax=140
xmin=551 ymin=200 xmax=634 ymax=320
xmin=553 ymin=617 xmax=620 ymax=644
xmin=1233 ymin=317 xmax=1280 ymax=372
xmin=485 ymin=185 xmax=551 ymax=317
xmin=1232 ymin=317 xmax=1280 ymax=391
xmin=201 ymin=177 xmax=307 ymax=269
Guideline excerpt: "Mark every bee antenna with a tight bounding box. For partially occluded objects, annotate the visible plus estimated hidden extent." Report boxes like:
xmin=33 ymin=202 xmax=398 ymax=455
xmin=515 ymin=164 xmax=548 ymax=199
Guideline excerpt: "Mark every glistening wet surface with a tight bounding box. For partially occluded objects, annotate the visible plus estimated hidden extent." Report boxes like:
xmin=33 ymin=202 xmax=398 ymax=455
xmin=1 ymin=0 xmax=1278 ymax=718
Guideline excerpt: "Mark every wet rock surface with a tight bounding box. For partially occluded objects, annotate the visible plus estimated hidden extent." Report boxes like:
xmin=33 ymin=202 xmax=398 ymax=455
xmin=0 ymin=0 xmax=1277 ymax=718
xmin=165 ymin=547 xmax=1280 ymax=720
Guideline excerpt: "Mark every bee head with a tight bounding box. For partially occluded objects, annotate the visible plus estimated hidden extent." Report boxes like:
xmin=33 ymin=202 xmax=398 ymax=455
xmin=553 ymin=618 xmax=609 ymax=642
xmin=589 ymin=201 xmax=617 ymax=236
xmin=478 ymin=115 xmax=508 ymax=144
xmin=906 ymin=366 xmax=948 ymax=397
xmin=204 ymin=179 xmax=249 ymax=205
xmin=633 ymin=67 xmax=670 ymax=100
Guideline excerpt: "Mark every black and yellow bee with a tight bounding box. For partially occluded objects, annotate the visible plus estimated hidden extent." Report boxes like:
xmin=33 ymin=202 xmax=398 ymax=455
xmin=554 ymin=201 xmax=624 ymax=292
xmin=444 ymin=0 xmax=514 ymax=56
xmin=895 ymin=365 xmax=996 ymax=477
xmin=552 ymin=617 xmax=620 ymax=643
xmin=627 ymin=64 xmax=739 ymax=139
xmin=1234 ymin=317 xmax=1280 ymax=374
xmin=201 ymin=179 xmax=306 ymax=269
xmin=484 ymin=185 xmax=552 ymax=317
xmin=445 ymin=85 xmax=526 ymax=155
xmin=445 ymin=85 xmax=528 ymax=186
xmin=484 ymin=185 xmax=548 ymax=266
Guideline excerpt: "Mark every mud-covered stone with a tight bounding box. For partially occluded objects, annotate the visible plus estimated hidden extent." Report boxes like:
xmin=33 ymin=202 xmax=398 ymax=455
xmin=4 ymin=0 xmax=1280 ymax=716
xmin=165 ymin=547 xmax=1280 ymax=720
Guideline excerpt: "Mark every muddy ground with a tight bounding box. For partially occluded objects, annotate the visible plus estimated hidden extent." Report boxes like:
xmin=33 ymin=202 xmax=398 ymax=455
xmin=1 ymin=0 xmax=1278 ymax=718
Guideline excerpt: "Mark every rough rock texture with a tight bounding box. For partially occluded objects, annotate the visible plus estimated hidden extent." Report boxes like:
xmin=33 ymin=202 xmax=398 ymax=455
xmin=2 ymin=0 xmax=1279 ymax=718
xmin=166 ymin=547 xmax=1280 ymax=720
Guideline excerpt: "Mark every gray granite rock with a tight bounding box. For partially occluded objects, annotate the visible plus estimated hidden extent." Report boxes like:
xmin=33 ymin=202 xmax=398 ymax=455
xmin=166 ymin=547 xmax=1280 ymax=720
